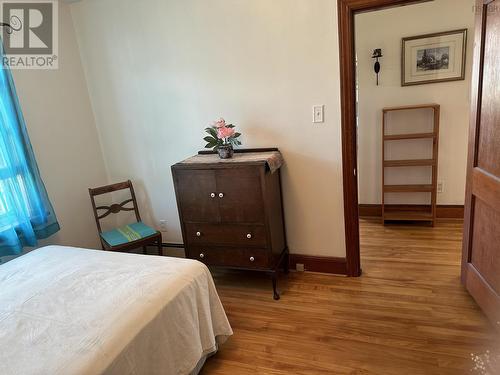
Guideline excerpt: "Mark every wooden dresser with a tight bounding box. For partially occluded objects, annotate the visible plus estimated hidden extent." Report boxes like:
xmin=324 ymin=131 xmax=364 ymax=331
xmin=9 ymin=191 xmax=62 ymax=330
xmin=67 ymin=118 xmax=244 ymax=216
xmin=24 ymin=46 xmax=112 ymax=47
xmin=171 ymin=149 xmax=288 ymax=299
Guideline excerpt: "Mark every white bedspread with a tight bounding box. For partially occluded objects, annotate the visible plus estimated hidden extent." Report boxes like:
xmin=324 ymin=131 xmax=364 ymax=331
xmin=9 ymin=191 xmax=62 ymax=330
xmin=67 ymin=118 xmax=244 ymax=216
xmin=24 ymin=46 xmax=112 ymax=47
xmin=0 ymin=246 xmax=232 ymax=375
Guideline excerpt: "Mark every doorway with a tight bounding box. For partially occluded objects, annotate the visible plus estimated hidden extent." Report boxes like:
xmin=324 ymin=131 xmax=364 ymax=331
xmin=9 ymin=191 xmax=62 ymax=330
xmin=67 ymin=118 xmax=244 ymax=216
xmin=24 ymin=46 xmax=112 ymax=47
xmin=338 ymin=0 xmax=472 ymax=276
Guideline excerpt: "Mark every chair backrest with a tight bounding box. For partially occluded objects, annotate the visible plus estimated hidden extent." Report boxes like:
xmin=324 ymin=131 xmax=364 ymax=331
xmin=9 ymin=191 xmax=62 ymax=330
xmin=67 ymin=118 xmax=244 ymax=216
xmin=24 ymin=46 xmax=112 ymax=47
xmin=88 ymin=180 xmax=141 ymax=234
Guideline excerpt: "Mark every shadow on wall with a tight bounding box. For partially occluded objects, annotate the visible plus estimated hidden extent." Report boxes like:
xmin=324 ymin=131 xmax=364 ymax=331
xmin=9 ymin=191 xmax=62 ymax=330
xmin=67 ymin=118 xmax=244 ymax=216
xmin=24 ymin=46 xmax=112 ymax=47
xmin=276 ymin=151 xmax=345 ymax=257
xmin=130 ymin=179 xmax=157 ymax=229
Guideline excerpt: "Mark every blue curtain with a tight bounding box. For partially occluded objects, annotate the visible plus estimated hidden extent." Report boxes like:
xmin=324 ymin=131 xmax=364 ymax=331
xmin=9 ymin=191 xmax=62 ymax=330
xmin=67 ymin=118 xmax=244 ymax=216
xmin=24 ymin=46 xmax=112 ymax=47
xmin=0 ymin=44 xmax=59 ymax=257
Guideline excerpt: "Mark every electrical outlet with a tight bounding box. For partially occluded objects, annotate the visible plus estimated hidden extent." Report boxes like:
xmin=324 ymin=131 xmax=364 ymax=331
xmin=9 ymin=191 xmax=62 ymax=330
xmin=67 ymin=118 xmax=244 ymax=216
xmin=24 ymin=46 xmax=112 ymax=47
xmin=437 ymin=181 xmax=444 ymax=194
xmin=159 ymin=220 xmax=168 ymax=232
xmin=296 ymin=263 xmax=305 ymax=272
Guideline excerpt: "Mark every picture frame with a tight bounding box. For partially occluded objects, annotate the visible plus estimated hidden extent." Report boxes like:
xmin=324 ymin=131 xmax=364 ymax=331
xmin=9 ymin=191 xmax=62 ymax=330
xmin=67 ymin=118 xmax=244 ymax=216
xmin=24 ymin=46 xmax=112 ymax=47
xmin=401 ymin=29 xmax=467 ymax=86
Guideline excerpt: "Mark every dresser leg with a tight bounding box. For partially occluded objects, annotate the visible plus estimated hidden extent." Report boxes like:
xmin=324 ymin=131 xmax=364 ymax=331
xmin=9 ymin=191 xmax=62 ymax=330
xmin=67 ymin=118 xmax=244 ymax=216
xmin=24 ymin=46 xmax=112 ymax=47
xmin=283 ymin=249 xmax=290 ymax=274
xmin=271 ymin=272 xmax=280 ymax=300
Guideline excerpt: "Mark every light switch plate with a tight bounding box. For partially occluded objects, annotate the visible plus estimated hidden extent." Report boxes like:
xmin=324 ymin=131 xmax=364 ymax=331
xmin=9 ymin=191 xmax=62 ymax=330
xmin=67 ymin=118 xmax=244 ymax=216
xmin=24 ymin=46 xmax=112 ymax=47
xmin=313 ymin=105 xmax=324 ymax=123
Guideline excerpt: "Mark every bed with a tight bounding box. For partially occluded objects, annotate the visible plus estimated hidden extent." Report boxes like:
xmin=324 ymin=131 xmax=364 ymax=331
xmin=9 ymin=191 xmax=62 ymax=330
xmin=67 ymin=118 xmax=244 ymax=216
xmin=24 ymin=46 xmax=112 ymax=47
xmin=0 ymin=246 xmax=233 ymax=375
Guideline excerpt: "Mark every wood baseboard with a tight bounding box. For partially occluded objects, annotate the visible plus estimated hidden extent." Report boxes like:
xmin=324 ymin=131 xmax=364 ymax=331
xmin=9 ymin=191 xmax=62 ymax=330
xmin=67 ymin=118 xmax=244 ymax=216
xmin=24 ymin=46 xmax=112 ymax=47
xmin=158 ymin=244 xmax=348 ymax=275
xmin=359 ymin=204 xmax=383 ymax=217
xmin=358 ymin=204 xmax=464 ymax=219
xmin=289 ymin=254 xmax=347 ymax=275
xmin=435 ymin=205 xmax=465 ymax=218
xmin=157 ymin=244 xmax=348 ymax=276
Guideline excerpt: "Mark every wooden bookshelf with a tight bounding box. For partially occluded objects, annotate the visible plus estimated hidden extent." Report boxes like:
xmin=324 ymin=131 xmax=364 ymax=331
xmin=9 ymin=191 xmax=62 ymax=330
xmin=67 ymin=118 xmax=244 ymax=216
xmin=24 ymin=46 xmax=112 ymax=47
xmin=382 ymin=104 xmax=440 ymax=225
xmin=383 ymin=132 xmax=436 ymax=141
xmin=383 ymin=184 xmax=434 ymax=192
xmin=382 ymin=103 xmax=439 ymax=112
xmin=383 ymin=159 xmax=435 ymax=167
xmin=383 ymin=210 xmax=433 ymax=221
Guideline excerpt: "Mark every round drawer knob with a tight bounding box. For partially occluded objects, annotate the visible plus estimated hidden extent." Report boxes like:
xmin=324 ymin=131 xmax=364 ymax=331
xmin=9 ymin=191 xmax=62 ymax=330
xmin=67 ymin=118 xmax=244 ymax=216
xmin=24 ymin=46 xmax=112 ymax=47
xmin=210 ymin=193 xmax=216 ymax=198
xmin=246 ymin=233 xmax=252 ymax=239
xmin=199 ymin=253 xmax=205 ymax=259
xmin=218 ymin=193 xmax=224 ymax=198
xmin=249 ymin=256 xmax=255 ymax=262
xmin=196 ymin=231 xmax=201 ymax=237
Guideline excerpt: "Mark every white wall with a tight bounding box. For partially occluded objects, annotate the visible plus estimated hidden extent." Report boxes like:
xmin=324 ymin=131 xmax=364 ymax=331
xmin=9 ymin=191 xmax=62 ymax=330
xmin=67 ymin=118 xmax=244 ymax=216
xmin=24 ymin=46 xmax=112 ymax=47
xmin=7 ymin=1 xmax=108 ymax=256
xmin=70 ymin=0 xmax=346 ymax=257
xmin=355 ymin=0 xmax=475 ymax=206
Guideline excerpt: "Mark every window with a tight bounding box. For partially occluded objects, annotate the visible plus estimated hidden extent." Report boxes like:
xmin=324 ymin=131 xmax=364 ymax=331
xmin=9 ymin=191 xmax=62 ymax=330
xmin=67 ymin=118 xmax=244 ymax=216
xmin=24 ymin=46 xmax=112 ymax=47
xmin=0 ymin=45 xmax=59 ymax=257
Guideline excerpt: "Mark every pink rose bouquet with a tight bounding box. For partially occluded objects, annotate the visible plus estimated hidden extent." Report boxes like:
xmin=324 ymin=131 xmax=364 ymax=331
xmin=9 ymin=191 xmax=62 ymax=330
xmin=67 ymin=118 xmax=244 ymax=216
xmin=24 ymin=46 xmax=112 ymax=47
xmin=204 ymin=118 xmax=242 ymax=151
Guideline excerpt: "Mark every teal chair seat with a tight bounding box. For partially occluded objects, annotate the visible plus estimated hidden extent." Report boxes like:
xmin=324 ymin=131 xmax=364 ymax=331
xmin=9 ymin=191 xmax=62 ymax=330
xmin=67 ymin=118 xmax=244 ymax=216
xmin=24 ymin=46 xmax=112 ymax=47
xmin=100 ymin=222 xmax=157 ymax=247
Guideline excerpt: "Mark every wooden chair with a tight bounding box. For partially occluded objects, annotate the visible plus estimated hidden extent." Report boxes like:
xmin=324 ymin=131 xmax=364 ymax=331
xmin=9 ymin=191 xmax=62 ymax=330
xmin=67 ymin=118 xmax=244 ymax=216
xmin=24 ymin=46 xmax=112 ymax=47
xmin=89 ymin=180 xmax=163 ymax=255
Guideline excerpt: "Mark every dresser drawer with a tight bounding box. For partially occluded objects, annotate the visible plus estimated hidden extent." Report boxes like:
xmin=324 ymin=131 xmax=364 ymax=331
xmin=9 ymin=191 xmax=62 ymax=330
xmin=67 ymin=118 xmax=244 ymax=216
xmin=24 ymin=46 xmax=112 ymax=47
xmin=185 ymin=223 xmax=267 ymax=247
xmin=187 ymin=246 xmax=269 ymax=269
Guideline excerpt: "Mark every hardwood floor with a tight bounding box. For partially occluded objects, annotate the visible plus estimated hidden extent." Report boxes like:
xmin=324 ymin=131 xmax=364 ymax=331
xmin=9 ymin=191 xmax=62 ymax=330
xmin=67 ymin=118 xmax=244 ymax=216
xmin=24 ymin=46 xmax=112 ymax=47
xmin=202 ymin=219 xmax=499 ymax=374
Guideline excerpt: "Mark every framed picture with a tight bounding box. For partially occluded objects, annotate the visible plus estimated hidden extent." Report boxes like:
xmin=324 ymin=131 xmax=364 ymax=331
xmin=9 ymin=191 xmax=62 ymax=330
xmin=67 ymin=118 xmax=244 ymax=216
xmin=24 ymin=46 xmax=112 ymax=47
xmin=401 ymin=29 xmax=467 ymax=86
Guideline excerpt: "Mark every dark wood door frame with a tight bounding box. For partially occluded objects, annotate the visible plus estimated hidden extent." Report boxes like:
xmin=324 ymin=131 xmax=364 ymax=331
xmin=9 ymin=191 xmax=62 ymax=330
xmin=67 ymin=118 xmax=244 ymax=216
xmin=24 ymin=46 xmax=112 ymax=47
xmin=337 ymin=0 xmax=432 ymax=277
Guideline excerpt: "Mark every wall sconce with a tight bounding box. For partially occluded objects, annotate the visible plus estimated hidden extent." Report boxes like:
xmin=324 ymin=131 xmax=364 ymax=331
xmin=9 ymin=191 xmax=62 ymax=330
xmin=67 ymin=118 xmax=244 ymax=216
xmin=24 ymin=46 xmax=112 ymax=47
xmin=372 ymin=49 xmax=383 ymax=86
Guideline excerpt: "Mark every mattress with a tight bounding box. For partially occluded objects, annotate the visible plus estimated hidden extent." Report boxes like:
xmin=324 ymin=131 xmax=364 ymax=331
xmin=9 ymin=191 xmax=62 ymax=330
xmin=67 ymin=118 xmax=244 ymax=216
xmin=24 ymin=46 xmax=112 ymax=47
xmin=0 ymin=246 xmax=232 ymax=375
